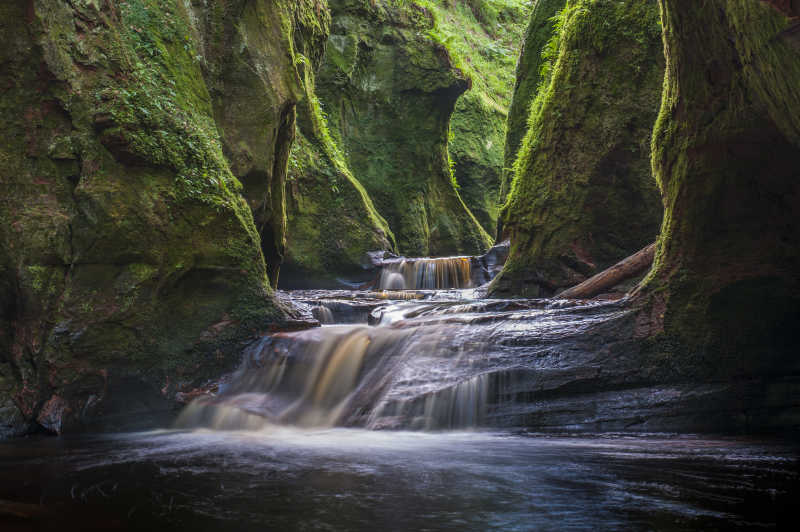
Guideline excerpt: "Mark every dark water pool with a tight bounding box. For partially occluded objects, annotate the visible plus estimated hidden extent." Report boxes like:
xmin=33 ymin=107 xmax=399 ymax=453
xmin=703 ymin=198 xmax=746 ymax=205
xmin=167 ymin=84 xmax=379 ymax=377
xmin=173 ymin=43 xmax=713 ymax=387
xmin=0 ymin=429 xmax=797 ymax=531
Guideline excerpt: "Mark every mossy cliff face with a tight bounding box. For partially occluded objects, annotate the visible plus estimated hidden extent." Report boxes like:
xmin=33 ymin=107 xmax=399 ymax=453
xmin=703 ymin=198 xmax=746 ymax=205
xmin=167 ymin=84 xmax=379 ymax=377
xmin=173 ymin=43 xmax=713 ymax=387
xmin=636 ymin=0 xmax=800 ymax=381
xmin=447 ymin=93 xmax=505 ymax=237
xmin=500 ymin=0 xmax=566 ymax=205
xmin=491 ymin=0 xmax=664 ymax=297
xmin=283 ymin=62 xmax=396 ymax=287
xmin=313 ymin=0 xmax=491 ymax=256
xmin=195 ymin=0 xmax=331 ymax=285
xmin=0 ymin=0 xmax=327 ymax=435
xmin=283 ymin=0 xmax=523 ymax=276
xmin=416 ymin=1 xmax=530 ymax=238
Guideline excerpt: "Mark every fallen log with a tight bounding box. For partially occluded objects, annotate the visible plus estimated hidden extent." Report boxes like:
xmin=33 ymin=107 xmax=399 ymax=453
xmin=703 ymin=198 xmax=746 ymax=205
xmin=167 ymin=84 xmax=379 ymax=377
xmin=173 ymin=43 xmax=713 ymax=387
xmin=558 ymin=243 xmax=656 ymax=299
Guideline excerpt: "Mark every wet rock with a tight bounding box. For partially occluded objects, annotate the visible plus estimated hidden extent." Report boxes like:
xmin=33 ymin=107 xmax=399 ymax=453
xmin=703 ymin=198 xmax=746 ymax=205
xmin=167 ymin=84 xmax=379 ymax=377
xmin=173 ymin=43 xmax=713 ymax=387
xmin=36 ymin=396 xmax=70 ymax=435
xmin=472 ymin=240 xmax=510 ymax=286
xmin=174 ymin=290 xmax=800 ymax=434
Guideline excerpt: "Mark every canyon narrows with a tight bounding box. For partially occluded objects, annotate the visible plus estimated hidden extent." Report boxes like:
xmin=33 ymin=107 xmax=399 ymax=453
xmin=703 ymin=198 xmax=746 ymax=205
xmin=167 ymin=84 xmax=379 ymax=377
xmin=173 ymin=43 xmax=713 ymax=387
xmin=1 ymin=0 xmax=799 ymax=530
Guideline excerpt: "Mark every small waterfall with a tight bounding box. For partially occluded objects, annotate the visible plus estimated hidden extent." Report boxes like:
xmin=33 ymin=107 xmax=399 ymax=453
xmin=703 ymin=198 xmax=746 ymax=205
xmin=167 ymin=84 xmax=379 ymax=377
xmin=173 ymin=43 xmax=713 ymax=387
xmin=378 ymin=257 xmax=473 ymax=290
xmin=368 ymin=374 xmax=490 ymax=430
xmin=311 ymin=305 xmax=334 ymax=324
xmin=175 ymin=284 xmax=623 ymax=433
xmin=175 ymin=317 xmax=499 ymax=431
xmin=177 ymin=326 xmax=420 ymax=430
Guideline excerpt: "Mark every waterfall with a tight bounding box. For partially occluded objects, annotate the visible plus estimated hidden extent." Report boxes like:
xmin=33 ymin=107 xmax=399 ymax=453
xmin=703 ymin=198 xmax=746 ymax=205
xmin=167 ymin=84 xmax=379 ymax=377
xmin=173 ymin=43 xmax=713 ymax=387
xmin=175 ymin=304 xmax=502 ymax=431
xmin=377 ymin=257 xmax=473 ymax=290
xmin=175 ymin=286 xmax=621 ymax=433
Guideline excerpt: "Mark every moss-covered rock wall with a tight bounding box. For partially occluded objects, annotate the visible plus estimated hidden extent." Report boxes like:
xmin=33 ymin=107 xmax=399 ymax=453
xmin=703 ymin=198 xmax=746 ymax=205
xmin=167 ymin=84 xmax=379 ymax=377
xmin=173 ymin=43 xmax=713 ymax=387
xmin=636 ymin=0 xmax=800 ymax=379
xmin=192 ymin=0 xmax=331 ymax=287
xmin=500 ymin=0 xmax=566 ymax=205
xmin=284 ymin=0 xmax=526 ymax=276
xmin=283 ymin=59 xmax=396 ymax=287
xmin=312 ymin=0 xmax=491 ymax=256
xmin=419 ymin=0 xmax=531 ymax=238
xmin=0 ymin=0 xmax=328 ymax=435
xmin=491 ymin=0 xmax=664 ymax=297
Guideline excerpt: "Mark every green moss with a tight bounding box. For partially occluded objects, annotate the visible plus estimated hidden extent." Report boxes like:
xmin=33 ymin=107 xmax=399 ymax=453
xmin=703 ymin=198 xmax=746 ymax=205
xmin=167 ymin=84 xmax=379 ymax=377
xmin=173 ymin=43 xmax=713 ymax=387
xmin=283 ymin=61 xmax=396 ymax=284
xmin=638 ymin=0 xmax=800 ymax=369
xmin=0 ymin=0 xmax=329 ymax=431
xmin=500 ymin=0 xmax=566 ymax=204
xmin=395 ymin=1 xmax=531 ymax=237
xmin=192 ymin=0 xmax=332 ymax=285
xmin=491 ymin=0 xmax=664 ymax=297
xmin=311 ymin=0 xmax=492 ymax=256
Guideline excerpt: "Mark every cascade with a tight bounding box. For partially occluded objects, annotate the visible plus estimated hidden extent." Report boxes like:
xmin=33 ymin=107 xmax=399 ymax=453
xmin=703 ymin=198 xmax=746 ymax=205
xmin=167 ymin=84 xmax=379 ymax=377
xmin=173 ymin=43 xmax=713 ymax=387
xmin=176 ymin=291 xmax=627 ymax=432
xmin=377 ymin=257 xmax=474 ymax=290
xmin=371 ymin=241 xmax=509 ymax=291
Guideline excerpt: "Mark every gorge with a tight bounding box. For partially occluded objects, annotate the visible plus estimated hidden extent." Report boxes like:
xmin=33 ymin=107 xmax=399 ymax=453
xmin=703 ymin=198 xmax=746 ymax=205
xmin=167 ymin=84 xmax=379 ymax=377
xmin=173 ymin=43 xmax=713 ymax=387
xmin=1 ymin=0 xmax=799 ymax=530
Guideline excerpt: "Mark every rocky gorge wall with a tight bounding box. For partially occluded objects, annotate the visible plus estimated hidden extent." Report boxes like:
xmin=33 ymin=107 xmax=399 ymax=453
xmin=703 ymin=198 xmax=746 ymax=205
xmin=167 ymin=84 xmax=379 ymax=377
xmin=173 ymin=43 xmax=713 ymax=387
xmin=284 ymin=0 xmax=532 ymax=285
xmin=425 ymin=0 xmax=530 ymax=237
xmin=633 ymin=0 xmax=800 ymax=387
xmin=500 ymin=0 xmax=565 ymax=205
xmin=485 ymin=0 xmax=800 ymax=433
xmin=2 ymin=0 xmax=798 ymax=438
xmin=0 ymin=0 xmax=329 ymax=436
xmin=283 ymin=57 xmax=396 ymax=287
xmin=492 ymin=0 xmax=665 ymax=297
xmin=309 ymin=0 xmax=492 ymax=257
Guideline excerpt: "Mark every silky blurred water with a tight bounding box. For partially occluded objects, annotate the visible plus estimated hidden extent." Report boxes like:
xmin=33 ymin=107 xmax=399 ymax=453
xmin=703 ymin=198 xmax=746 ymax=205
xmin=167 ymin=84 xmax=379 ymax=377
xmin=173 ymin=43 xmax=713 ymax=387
xmin=0 ymin=429 xmax=797 ymax=531
xmin=177 ymin=291 xmax=632 ymax=431
xmin=2 ymin=289 xmax=798 ymax=530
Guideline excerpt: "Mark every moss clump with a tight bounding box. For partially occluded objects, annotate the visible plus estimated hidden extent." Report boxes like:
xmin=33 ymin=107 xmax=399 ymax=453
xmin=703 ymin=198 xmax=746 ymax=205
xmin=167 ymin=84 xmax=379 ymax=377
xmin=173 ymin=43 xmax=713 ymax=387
xmin=312 ymin=0 xmax=492 ymax=256
xmin=491 ymin=0 xmax=664 ymax=297
xmin=0 ymin=0 xmax=328 ymax=432
xmin=636 ymin=0 xmax=800 ymax=376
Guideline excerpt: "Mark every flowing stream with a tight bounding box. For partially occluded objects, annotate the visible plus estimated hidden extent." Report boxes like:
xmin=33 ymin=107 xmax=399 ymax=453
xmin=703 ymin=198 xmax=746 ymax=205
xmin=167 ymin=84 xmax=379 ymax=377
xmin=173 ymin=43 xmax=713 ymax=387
xmin=175 ymin=287 xmax=629 ymax=432
xmin=1 ymin=259 xmax=797 ymax=530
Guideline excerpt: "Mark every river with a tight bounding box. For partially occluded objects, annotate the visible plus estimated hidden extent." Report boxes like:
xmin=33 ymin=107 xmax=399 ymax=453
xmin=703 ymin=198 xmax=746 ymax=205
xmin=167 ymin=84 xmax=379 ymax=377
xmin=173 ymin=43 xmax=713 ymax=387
xmin=1 ymin=277 xmax=797 ymax=530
